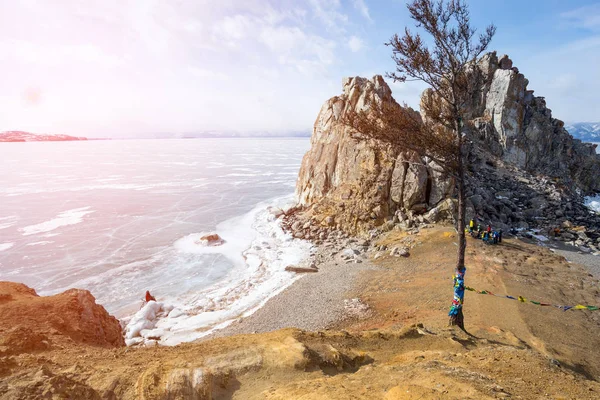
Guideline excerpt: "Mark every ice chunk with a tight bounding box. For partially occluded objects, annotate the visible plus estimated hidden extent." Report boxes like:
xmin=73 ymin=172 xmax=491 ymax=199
xmin=124 ymin=301 xmax=172 ymax=341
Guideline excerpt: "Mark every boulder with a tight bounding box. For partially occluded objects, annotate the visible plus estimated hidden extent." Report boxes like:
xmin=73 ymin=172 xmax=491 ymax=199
xmin=424 ymin=199 xmax=456 ymax=223
xmin=498 ymin=54 xmax=513 ymax=70
xmin=269 ymin=207 xmax=285 ymax=218
xmin=562 ymin=220 xmax=574 ymax=229
xmin=561 ymin=232 xmax=576 ymax=241
xmin=390 ymin=247 xmax=410 ymax=257
xmin=0 ymin=282 xmax=124 ymax=354
xmin=410 ymin=203 xmax=429 ymax=214
xmin=197 ymin=234 xmax=224 ymax=246
xmin=391 ymin=152 xmax=428 ymax=209
xmin=342 ymin=248 xmax=359 ymax=258
xmin=428 ymin=162 xmax=455 ymax=205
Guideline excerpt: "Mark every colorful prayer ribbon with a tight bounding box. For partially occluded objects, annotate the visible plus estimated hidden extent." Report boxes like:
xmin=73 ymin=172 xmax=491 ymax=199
xmin=464 ymin=285 xmax=598 ymax=312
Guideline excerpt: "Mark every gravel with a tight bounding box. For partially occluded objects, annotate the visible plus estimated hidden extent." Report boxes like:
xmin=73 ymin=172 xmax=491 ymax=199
xmin=208 ymin=247 xmax=375 ymax=338
xmin=536 ymin=238 xmax=600 ymax=280
xmin=552 ymin=245 xmax=600 ymax=280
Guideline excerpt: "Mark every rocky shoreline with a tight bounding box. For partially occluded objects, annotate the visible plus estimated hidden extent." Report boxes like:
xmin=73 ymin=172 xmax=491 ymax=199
xmin=208 ymin=239 xmax=376 ymax=338
xmin=3 ymin=49 xmax=600 ymax=398
xmin=4 ymin=199 xmax=600 ymax=399
xmin=4 ymin=223 xmax=600 ymax=397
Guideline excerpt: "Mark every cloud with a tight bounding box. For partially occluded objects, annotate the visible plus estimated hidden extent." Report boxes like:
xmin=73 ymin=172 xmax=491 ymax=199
xmin=547 ymin=73 xmax=576 ymax=90
xmin=387 ymin=79 xmax=428 ymax=109
xmin=0 ymin=39 xmax=124 ymax=69
xmin=347 ymin=36 xmax=364 ymax=52
xmin=561 ymin=3 xmax=600 ymax=31
xmin=518 ymin=34 xmax=600 ymax=122
xmin=353 ymin=0 xmax=372 ymax=22
xmin=563 ymin=35 xmax=600 ymax=52
xmin=211 ymin=14 xmax=254 ymax=46
xmin=207 ymin=7 xmax=338 ymax=77
xmin=308 ymin=0 xmax=348 ymax=32
xmin=260 ymin=25 xmax=336 ymax=75
xmin=0 ymin=0 xmax=372 ymax=135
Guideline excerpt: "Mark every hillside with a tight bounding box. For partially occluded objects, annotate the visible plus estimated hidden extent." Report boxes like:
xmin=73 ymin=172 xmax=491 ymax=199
xmin=1 ymin=227 xmax=600 ymax=398
xmin=0 ymin=131 xmax=87 ymax=142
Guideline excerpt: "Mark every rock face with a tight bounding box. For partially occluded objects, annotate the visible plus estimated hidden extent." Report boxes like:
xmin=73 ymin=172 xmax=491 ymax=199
xmin=0 ymin=282 xmax=124 ymax=354
xmin=296 ymin=76 xmax=453 ymax=233
xmin=466 ymin=52 xmax=600 ymax=192
xmin=295 ymin=53 xmax=600 ymax=234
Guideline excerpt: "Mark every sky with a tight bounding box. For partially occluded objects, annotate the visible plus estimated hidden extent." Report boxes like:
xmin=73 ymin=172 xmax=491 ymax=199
xmin=0 ymin=0 xmax=599 ymax=138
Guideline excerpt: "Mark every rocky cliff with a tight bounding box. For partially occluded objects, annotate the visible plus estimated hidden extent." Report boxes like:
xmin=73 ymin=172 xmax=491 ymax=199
xmin=466 ymin=53 xmax=600 ymax=192
xmin=295 ymin=76 xmax=454 ymax=234
xmin=295 ymin=52 xmax=600 ymax=235
xmin=0 ymin=282 xmax=124 ymax=355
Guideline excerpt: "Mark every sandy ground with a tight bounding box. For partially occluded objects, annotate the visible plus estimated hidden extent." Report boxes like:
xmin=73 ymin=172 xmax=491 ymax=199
xmin=3 ymin=225 xmax=600 ymax=399
xmin=212 ymin=225 xmax=600 ymax=379
xmin=348 ymin=227 xmax=600 ymax=376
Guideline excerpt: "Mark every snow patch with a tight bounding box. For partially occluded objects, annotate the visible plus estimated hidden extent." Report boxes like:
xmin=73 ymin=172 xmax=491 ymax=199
xmin=585 ymin=195 xmax=600 ymax=213
xmin=124 ymin=301 xmax=177 ymax=345
xmin=26 ymin=241 xmax=54 ymax=246
xmin=0 ymin=216 xmax=17 ymax=230
xmin=0 ymin=243 xmax=14 ymax=252
xmin=21 ymin=207 xmax=95 ymax=236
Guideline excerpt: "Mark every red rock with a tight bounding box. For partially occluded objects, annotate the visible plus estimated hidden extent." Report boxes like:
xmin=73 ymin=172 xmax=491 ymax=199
xmin=197 ymin=233 xmax=225 ymax=246
xmin=0 ymin=281 xmax=125 ymax=354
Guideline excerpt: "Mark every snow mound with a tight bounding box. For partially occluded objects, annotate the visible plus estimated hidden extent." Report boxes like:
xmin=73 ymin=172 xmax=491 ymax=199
xmin=124 ymin=301 xmax=181 ymax=346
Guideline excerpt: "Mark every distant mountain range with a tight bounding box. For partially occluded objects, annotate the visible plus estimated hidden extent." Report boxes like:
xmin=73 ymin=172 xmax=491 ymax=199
xmin=0 ymin=130 xmax=311 ymax=141
xmin=179 ymin=130 xmax=311 ymax=139
xmin=565 ymin=122 xmax=600 ymax=142
xmin=0 ymin=131 xmax=88 ymax=142
xmin=4 ymin=125 xmax=598 ymax=142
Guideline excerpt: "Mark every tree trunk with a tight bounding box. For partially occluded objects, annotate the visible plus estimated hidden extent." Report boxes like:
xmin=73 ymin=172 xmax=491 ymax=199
xmin=456 ymin=155 xmax=466 ymax=269
xmin=449 ymin=119 xmax=467 ymax=330
xmin=454 ymin=118 xmax=466 ymax=270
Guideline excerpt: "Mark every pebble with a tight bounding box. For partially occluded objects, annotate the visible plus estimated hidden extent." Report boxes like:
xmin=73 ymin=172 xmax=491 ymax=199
xmin=207 ymin=237 xmax=376 ymax=338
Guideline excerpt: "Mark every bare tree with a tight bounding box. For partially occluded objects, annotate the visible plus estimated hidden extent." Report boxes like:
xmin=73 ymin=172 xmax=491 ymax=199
xmin=346 ymin=0 xmax=495 ymax=328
